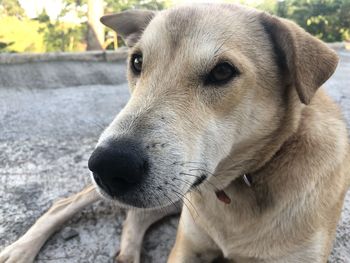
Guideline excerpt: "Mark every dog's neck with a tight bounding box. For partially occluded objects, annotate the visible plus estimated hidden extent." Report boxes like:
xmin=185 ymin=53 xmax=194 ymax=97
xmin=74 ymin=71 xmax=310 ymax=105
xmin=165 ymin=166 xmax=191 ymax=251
xmin=213 ymin=89 xmax=304 ymax=191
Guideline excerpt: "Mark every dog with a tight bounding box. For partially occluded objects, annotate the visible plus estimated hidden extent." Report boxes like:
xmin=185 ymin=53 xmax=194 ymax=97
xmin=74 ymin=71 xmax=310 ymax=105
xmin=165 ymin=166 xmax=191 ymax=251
xmin=1 ymin=3 xmax=349 ymax=263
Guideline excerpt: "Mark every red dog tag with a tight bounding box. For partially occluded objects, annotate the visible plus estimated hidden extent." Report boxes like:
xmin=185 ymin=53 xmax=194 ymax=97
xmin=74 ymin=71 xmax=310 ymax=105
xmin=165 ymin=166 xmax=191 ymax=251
xmin=215 ymin=190 xmax=231 ymax=204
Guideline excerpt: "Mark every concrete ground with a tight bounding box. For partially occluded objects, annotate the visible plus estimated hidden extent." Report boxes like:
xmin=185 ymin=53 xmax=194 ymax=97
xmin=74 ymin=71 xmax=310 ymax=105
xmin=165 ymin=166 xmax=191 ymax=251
xmin=0 ymin=51 xmax=349 ymax=263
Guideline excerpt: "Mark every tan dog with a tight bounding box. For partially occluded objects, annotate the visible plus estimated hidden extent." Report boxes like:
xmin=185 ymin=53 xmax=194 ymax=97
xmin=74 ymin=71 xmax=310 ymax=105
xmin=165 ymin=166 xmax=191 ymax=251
xmin=1 ymin=3 xmax=349 ymax=263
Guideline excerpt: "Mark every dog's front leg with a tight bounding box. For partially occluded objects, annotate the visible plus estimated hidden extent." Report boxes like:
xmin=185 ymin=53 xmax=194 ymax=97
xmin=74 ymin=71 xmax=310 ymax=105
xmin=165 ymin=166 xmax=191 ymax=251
xmin=116 ymin=201 xmax=181 ymax=263
xmin=168 ymin=206 xmax=221 ymax=263
xmin=0 ymin=185 xmax=100 ymax=263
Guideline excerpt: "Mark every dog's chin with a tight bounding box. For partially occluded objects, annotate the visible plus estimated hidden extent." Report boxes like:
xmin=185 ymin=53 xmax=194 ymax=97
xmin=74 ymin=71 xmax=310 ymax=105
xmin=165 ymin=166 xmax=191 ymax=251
xmin=91 ymin=178 xmax=182 ymax=210
xmin=106 ymin=189 xmax=182 ymax=210
xmin=95 ymin=187 xmax=146 ymax=209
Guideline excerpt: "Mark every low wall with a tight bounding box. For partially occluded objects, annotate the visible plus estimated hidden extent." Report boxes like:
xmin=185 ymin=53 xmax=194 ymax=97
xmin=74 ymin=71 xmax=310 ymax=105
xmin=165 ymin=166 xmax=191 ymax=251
xmin=0 ymin=43 xmax=347 ymax=65
xmin=0 ymin=48 xmax=128 ymax=64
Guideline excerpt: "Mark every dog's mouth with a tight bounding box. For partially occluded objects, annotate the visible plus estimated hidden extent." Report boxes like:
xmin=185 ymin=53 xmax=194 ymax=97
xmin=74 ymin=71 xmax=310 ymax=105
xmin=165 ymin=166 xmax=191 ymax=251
xmin=93 ymin=168 xmax=232 ymax=208
xmin=88 ymin=135 xmax=226 ymax=208
xmin=93 ymin=170 xmax=209 ymax=208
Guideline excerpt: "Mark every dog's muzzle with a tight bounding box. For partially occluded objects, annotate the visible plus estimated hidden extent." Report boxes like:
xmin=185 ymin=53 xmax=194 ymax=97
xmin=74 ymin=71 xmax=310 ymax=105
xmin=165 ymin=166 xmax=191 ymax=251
xmin=88 ymin=138 xmax=148 ymax=197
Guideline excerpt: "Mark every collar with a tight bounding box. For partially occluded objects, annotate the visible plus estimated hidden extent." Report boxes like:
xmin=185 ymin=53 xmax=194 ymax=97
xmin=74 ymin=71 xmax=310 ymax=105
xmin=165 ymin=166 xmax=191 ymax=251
xmin=242 ymin=173 xmax=253 ymax=187
xmin=215 ymin=173 xmax=253 ymax=204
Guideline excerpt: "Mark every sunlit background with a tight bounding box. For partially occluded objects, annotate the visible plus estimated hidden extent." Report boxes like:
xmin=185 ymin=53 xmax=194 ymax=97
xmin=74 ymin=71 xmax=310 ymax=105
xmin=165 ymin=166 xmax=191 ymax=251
xmin=0 ymin=0 xmax=349 ymax=53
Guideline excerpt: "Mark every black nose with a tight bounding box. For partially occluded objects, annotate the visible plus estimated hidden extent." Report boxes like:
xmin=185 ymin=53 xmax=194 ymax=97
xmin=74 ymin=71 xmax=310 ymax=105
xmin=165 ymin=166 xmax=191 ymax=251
xmin=88 ymin=138 xmax=148 ymax=196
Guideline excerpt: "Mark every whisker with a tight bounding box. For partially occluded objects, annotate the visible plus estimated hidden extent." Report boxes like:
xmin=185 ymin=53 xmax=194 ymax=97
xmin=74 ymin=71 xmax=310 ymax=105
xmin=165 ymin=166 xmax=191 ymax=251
xmin=163 ymin=192 xmax=181 ymax=212
xmin=185 ymin=168 xmax=226 ymax=190
xmin=179 ymin=172 xmax=201 ymax=178
xmin=172 ymin=189 xmax=199 ymax=218
xmin=171 ymin=190 xmax=198 ymax=222
xmin=188 ymin=167 xmax=216 ymax=176
xmin=182 ymin=170 xmax=225 ymax=194
xmin=173 ymin=161 xmax=207 ymax=166
xmin=173 ymin=177 xmax=201 ymax=194
xmin=153 ymin=190 xmax=166 ymax=214
xmin=173 ymin=177 xmax=193 ymax=187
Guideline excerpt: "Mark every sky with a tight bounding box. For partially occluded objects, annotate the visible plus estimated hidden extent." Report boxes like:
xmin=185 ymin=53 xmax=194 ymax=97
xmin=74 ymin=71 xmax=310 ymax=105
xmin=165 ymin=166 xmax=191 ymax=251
xmin=18 ymin=0 xmax=264 ymax=21
xmin=18 ymin=0 xmax=86 ymax=22
xmin=19 ymin=0 xmax=63 ymax=19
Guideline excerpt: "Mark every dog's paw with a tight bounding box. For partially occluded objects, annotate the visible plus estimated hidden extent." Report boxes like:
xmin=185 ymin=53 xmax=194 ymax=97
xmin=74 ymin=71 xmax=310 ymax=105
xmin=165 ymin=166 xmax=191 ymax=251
xmin=115 ymin=250 xmax=140 ymax=263
xmin=0 ymin=242 xmax=36 ymax=263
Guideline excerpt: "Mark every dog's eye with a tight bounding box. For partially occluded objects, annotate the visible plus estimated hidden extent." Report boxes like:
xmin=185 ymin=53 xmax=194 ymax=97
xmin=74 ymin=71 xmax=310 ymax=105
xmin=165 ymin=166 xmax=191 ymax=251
xmin=131 ymin=54 xmax=143 ymax=74
xmin=205 ymin=62 xmax=238 ymax=85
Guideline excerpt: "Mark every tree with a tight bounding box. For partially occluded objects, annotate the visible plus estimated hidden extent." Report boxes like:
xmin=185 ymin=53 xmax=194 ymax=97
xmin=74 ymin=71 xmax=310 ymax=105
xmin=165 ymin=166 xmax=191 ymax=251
xmin=243 ymin=0 xmax=350 ymax=42
xmin=37 ymin=9 xmax=86 ymax=52
xmin=0 ymin=41 xmax=14 ymax=52
xmin=287 ymin=0 xmax=350 ymax=42
xmin=103 ymin=0 xmax=171 ymax=49
xmin=104 ymin=0 xmax=170 ymax=12
xmin=0 ymin=0 xmax=25 ymax=52
xmin=46 ymin=0 xmax=105 ymax=51
xmin=0 ymin=0 xmax=25 ymax=18
xmin=87 ymin=0 xmax=104 ymax=50
xmin=63 ymin=0 xmax=105 ymax=50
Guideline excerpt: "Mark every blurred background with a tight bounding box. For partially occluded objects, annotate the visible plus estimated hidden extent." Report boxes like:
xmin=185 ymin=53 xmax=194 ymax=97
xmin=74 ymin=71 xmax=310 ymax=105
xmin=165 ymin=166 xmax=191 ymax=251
xmin=0 ymin=0 xmax=349 ymax=54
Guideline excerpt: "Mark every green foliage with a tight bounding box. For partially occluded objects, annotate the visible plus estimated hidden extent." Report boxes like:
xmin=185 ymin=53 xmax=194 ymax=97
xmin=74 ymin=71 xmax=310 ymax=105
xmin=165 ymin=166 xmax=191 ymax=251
xmin=0 ymin=16 xmax=44 ymax=52
xmin=0 ymin=0 xmax=31 ymax=52
xmin=36 ymin=10 xmax=87 ymax=52
xmin=1 ymin=0 xmax=349 ymax=53
xmin=105 ymin=0 xmax=171 ymax=12
xmin=103 ymin=0 xmax=171 ymax=49
xmin=0 ymin=0 xmax=25 ymax=17
xmin=280 ymin=0 xmax=350 ymax=42
xmin=252 ymin=0 xmax=350 ymax=42
xmin=226 ymin=0 xmax=350 ymax=42
xmin=255 ymin=0 xmax=278 ymax=15
xmin=0 ymin=41 xmax=14 ymax=52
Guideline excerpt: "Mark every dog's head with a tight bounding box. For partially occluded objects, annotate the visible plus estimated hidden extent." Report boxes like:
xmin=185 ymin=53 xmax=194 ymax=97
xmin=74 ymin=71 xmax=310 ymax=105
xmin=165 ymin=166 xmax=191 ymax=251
xmin=88 ymin=4 xmax=338 ymax=209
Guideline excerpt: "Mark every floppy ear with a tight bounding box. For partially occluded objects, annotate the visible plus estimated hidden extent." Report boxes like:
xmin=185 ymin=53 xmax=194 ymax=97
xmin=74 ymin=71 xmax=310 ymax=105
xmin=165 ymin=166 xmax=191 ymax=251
xmin=100 ymin=10 xmax=156 ymax=47
xmin=260 ymin=13 xmax=339 ymax=105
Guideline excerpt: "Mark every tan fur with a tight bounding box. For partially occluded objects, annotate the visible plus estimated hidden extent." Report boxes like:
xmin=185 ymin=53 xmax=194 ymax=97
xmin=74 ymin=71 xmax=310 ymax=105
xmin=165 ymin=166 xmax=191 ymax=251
xmin=163 ymin=5 xmax=349 ymax=263
xmin=1 ymin=3 xmax=349 ymax=263
xmin=169 ymin=89 xmax=350 ymax=262
xmin=102 ymin=4 xmax=348 ymax=262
